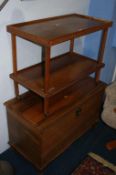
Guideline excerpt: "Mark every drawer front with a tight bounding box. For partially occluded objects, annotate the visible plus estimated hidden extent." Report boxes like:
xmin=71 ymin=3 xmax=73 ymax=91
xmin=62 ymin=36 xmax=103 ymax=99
xmin=41 ymin=88 xmax=104 ymax=164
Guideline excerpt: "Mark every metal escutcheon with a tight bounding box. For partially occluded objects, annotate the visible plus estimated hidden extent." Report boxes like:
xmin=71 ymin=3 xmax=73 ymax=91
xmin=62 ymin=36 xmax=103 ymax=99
xmin=75 ymin=107 xmax=81 ymax=116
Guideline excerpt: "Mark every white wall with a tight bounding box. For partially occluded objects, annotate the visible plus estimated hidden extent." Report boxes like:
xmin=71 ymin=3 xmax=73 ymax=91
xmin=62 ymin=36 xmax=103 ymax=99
xmin=0 ymin=0 xmax=90 ymax=153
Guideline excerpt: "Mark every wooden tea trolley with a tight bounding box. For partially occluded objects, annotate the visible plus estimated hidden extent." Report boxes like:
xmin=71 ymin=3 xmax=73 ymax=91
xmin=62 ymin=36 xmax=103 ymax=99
xmin=5 ymin=14 xmax=112 ymax=171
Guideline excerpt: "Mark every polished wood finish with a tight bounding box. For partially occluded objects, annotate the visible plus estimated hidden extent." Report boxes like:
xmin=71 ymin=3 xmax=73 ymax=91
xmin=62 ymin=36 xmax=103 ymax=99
xmin=9 ymin=52 xmax=104 ymax=97
xmin=7 ymin=14 xmax=112 ymax=115
xmin=44 ymin=47 xmax=51 ymax=114
xmin=70 ymin=39 xmax=74 ymax=52
xmin=5 ymin=77 xmax=106 ymax=170
xmin=95 ymin=29 xmax=108 ymax=81
xmin=7 ymin=14 xmax=112 ymax=46
xmin=5 ymin=14 xmax=112 ymax=170
xmin=11 ymin=34 xmax=19 ymax=97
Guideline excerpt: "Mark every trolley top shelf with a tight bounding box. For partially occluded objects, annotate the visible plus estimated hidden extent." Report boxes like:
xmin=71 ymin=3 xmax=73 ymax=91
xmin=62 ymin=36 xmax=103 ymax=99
xmin=7 ymin=13 xmax=112 ymax=46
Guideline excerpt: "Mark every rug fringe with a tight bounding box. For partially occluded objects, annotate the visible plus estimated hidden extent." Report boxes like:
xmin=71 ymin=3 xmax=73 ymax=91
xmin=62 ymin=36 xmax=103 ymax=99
xmin=88 ymin=152 xmax=116 ymax=172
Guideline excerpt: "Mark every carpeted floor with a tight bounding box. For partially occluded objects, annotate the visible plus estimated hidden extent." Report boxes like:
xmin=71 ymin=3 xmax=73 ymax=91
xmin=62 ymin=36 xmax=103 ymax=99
xmin=0 ymin=121 xmax=116 ymax=175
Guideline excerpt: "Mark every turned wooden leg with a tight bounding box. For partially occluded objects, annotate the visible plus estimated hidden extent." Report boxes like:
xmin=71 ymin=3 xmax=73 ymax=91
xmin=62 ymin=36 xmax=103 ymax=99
xmin=106 ymin=140 xmax=116 ymax=150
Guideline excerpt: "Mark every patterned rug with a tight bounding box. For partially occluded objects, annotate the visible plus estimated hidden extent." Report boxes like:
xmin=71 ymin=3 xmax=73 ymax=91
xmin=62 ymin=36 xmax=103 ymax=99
xmin=71 ymin=152 xmax=116 ymax=175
